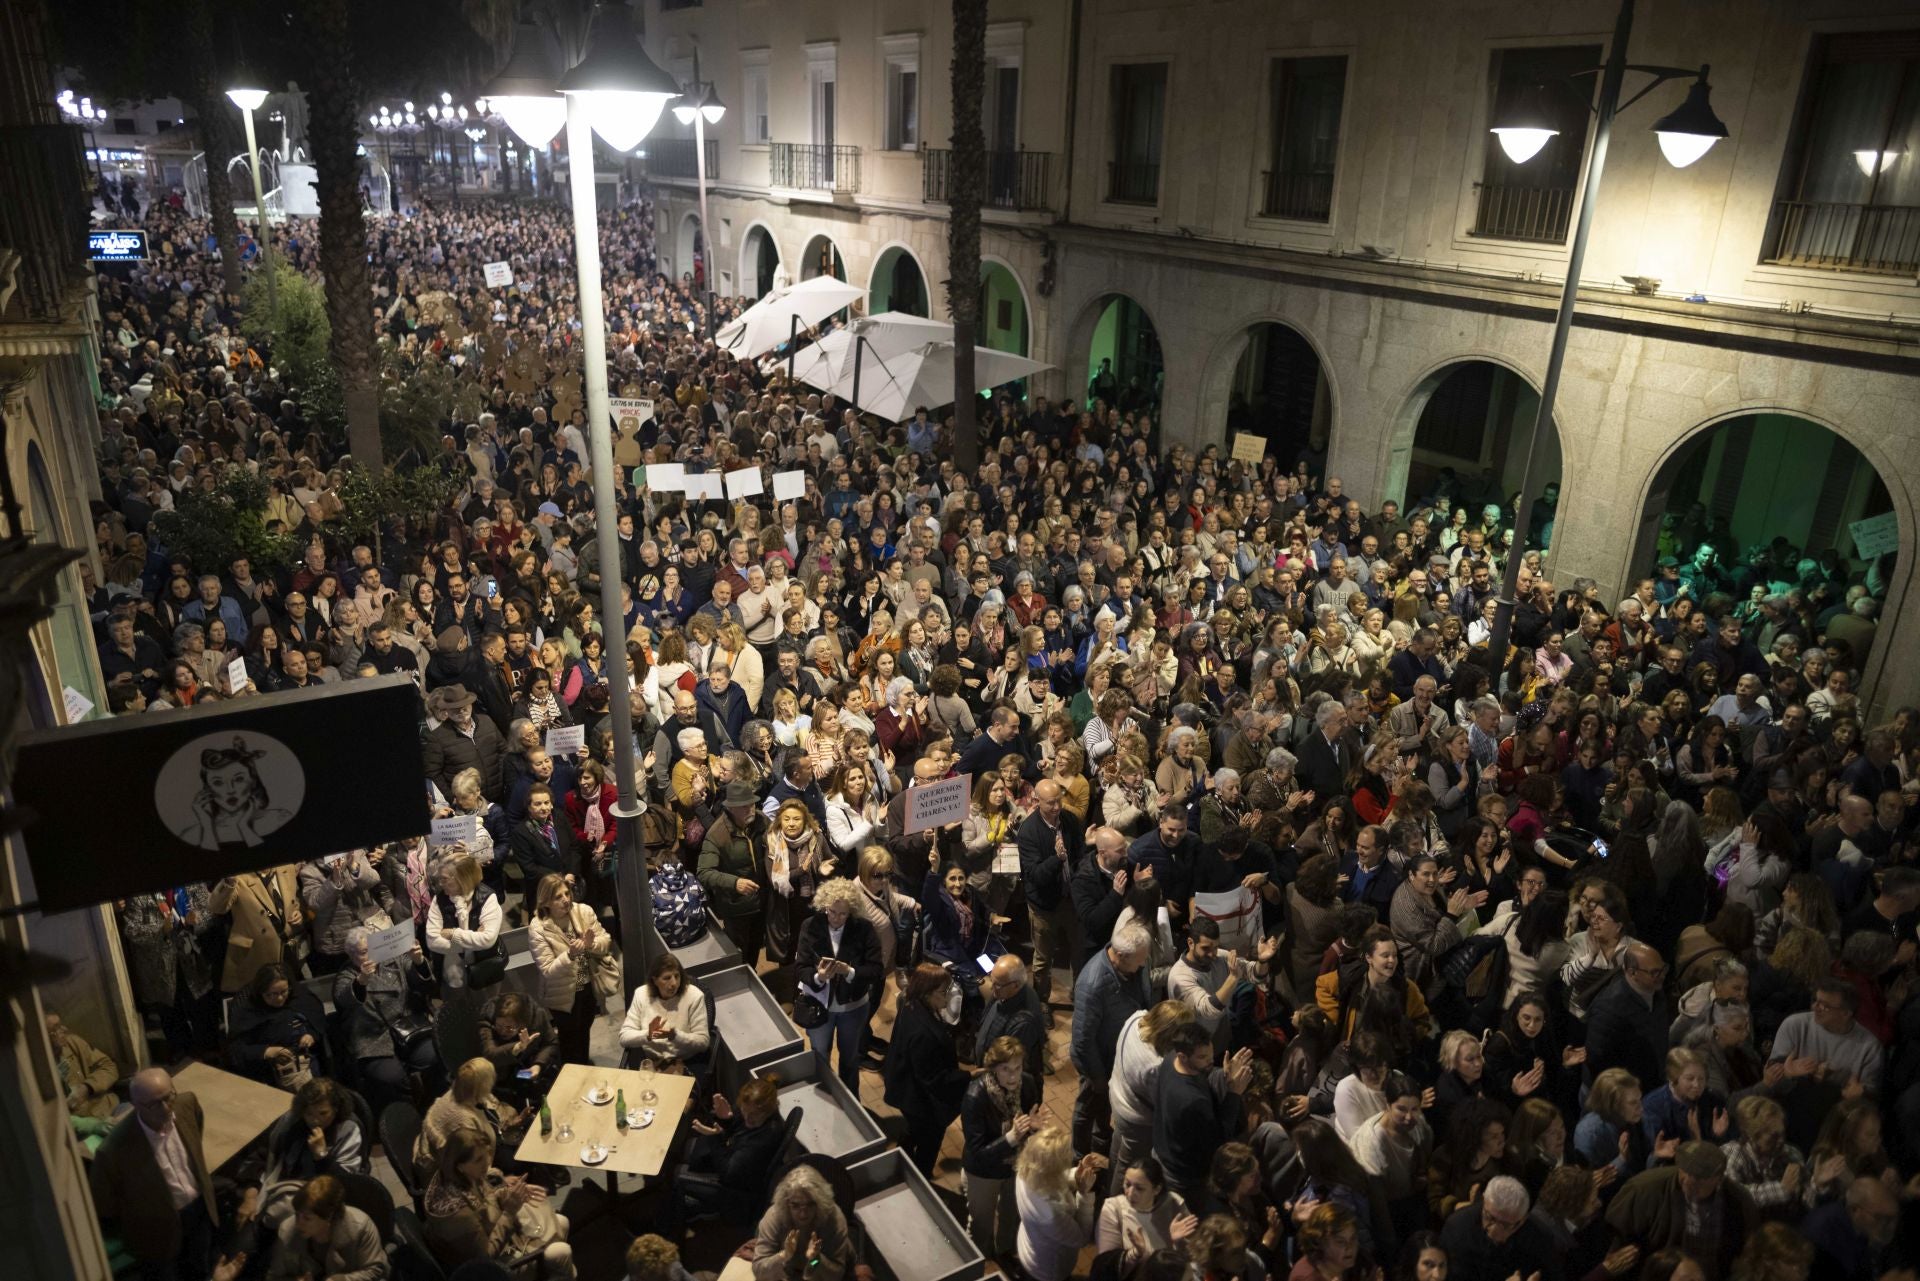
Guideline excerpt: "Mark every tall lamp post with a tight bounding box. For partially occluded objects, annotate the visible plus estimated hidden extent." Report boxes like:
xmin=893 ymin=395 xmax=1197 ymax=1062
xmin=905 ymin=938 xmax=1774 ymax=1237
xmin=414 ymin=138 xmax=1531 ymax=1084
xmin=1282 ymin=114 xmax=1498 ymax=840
xmin=672 ymin=53 xmax=725 ymax=338
xmin=1482 ymin=0 xmax=1727 ymax=668
xmin=226 ymin=76 xmax=281 ymax=330
xmin=487 ymin=7 xmax=679 ymax=991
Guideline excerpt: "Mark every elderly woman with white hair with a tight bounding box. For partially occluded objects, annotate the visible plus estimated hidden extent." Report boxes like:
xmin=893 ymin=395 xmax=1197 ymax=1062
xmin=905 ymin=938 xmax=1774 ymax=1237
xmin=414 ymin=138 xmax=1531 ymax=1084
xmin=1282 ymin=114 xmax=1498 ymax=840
xmin=1154 ymin=725 xmax=1210 ymax=815
xmin=332 ymin=923 xmax=438 ymax=1110
xmin=794 ymin=877 xmax=883 ymax=1091
xmin=750 ymin=1164 xmax=853 ymax=1281
xmin=874 ymin=675 xmax=928 ymax=775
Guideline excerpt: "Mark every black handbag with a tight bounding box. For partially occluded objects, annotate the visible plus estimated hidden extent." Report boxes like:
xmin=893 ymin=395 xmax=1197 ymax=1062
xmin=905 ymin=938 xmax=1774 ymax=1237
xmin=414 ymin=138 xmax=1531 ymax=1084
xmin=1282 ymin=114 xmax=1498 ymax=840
xmin=792 ymin=987 xmax=828 ymax=1029
xmin=465 ymin=948 xmax=508 ymax=989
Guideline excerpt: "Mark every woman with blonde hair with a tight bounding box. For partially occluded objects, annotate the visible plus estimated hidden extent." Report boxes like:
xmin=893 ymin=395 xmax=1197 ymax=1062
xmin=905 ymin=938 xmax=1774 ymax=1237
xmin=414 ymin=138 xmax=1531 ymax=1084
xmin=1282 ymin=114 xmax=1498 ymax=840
xmin=422 ymin=1127 xmax=572 ymax=1278
xmin=527 ymin=874 xmax=617 ymax=1064
xmin=1050 ymin=743 xmax=1092 ymax=823
xmin=765 ymin=798 xmax=830 ymax=969
xmin=718 ymin=621 xmax=764 ymax=712
xmin=1102 ymin=751 xmax=1163 ymax=840
xmin=424 ymin=852 xmax=503 ymax=993
xmin=414 ymin=1057 xmax=532 ymax=1183
xmin=1015 ymin=1123 xmax=1107 ymax=1281
xmin=795 ymin=878 xmax=883 ymax=1090
xmin=1720 ymin=1094 xmax=1807 ymax=1218
xmin=769 ymin=685 xmax=813 ymax=749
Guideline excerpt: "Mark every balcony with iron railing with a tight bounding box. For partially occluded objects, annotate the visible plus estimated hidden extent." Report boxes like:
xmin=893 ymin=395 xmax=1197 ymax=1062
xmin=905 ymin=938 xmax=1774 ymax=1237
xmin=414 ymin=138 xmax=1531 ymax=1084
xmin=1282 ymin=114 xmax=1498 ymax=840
xmin=0 ymin=123 xmax=92 ymax=322
xmin=1106 ymin=160 xmax=1161 ymax=205
xmin=769 ymin=142 xmax=861 ymax=194
xmin=1470 ymin=182 xmax=1574 ymax=244
xmin=641 ymin=138 xmax=719 ymax=182
xmin=1259 ymin=169 xmax=1335 ymax=222
xmin=922 ymin=148 xmax=1053 ymax=212
xmin=1765 ymin=200 xmax=1920 ymax=276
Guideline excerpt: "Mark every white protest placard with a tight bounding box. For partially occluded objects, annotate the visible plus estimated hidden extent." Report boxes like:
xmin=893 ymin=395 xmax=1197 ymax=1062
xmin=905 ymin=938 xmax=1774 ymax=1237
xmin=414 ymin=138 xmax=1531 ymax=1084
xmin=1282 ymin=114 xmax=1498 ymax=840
xmin=61 ymin=686 xmax=94 ymax=723
xmin=364 ymin=919 xmax=418 ymax=965
xmin=1849 ymin=511 xmax=1899 ymax=560
xmin=905 ymin=772 xmax=972 ymax=835
xmin=227 ymin=656 xmax=250 ymax=694
xmin=685 ymin=472 xmax=725 ymax=501
xmin=725 ymin=467 xmax=765 ymax=500
xmin=647 ymin=462 xmax=686 ymax=492
xmin=430 ymin=813 xmax=481 ymax=850
xmin=609 ymin=397 xmax=653 ymax=432
xmin=545 ymin=724 xmax=586 ymax=756
xmin=772 ymin=470 xmax=808 ymax=503
xmin=483 ymin=261 xmax=514 ymax=288
xmin=1192 ymin=885 xmax=1264 ymax=955
xmin=1231 ymin=432 xmax=1266 ymax=465
xmin=992 ymin=844 xmax=1021 ymax=876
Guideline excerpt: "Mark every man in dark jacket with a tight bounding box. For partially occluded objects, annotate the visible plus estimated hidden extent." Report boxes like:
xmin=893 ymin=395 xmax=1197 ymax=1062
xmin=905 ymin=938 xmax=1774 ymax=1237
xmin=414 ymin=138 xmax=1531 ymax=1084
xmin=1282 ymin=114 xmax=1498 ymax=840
xmin=507 ymin=784 xmax=577 ymax=884
xmin=1153 ymin=1022 xmax=1251 ymax=1203
xmin=461 ymin=631 xmax=516 ymax=736
xmin=664 ymin=1075 xmax=787 ymax=1229
xmin=1071 ymin=825 xmax=1133 ymax=964
xmin=976 ymin=955 xmax=1046 ymax=1065
xmin=1296 ymin=700 xmax=1352 ymax=801
xmin=696 ymin=660 xmax=752 ymax=748
xmin=89 ymin=1068 xmax=221 ymax=1280
xmin=1069 ymin=921 xmax=1151 ymax=1158
xmin=1604 ymin=1143 xmax=1755 ymax=1280
xmin=698 ymin=780 xmax=769 ymax=966
xmin=1018 ymin=780 xmax=1085 ymax=1007
xmin=422 ymin=684 xmax=506 ymax=801
xmin=1441 ymin=1177 xmax=1564 ymax=1281
xmin=1583 ymin=943 xmax=1673 ymax=1091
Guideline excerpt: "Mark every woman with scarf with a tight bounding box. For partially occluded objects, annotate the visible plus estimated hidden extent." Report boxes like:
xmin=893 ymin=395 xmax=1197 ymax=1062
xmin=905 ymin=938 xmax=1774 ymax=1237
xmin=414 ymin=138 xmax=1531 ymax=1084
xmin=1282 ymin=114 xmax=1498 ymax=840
xmin=564 ymin=760 xmax=621 ymax=912
xmin=764 ymin=799 xmax=830 ymax=978
xmin=527 ymin=874 xmax=617 ymax=1064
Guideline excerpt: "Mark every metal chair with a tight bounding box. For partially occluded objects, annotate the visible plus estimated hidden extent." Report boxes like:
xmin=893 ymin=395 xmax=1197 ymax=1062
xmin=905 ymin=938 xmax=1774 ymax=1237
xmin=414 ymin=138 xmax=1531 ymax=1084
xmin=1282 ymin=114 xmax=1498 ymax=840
xmin=335 ymin=1170 xmax=395 ymax=1245
xmin=378 ymin=1100 xmax=427 ymax=1213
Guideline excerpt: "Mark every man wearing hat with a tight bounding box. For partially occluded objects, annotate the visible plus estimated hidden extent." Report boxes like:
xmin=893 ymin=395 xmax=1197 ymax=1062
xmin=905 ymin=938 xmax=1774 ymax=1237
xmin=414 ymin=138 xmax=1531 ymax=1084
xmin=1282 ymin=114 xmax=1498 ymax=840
xmin=697 ymin=779 xmax=770 ymax=966
xmin=422 ymin=684 xmax=506 ymax=802
xmin=530 ymin=501 xmax=566 ymax=553
xmin=1605 ymin=1140 xmax=1756 ymax=1279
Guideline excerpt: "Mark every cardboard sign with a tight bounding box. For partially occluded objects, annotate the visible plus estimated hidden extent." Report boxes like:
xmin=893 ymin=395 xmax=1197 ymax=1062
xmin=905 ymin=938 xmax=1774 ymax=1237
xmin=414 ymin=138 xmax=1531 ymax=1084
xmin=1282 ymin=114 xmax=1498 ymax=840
xmin=772 ymin=470 xmax=808 ymax=502
xmin=545 ymin=724 xmax=586 ymax=755
xmin=227 ymin=657 xmax=250 ymax=695
xmin=992 ymin=843 xmax=1021 ymax=876
xmin=1849 ymin=511 xmax=1899 ymax=560
xmin=725 ymin=467 xmax=765 ymax=500
xmin=364 ymin=919 xmax=418 ymax=965
xmin=430 ymin=813 xmax=481 ymax=849
xmin=647 ymin=462 xmax=686 ymax=492
xmin=685 ymin=472 xmax=725 ymax=501
xmin=483 ymin=261 xmax=514 ymax=288
xmin=1231 ymin=433 xmax=1266 ymax=464
xmin=610 ymin=397 xmax=654 ymax=428
xmin=904 ymin=772 xmax=972 ymax=835
xmin=62 ymin=686 xmax=95 ymax=723
xmin=13 ymin=676 xmax=432 ymax=913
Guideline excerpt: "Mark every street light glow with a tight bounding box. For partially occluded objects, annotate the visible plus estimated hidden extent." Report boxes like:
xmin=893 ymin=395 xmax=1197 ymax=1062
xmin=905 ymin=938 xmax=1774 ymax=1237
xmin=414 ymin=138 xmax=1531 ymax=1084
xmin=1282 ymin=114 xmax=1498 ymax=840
xmin=226 ymin=87 xmax=268 ymax=112
xmin=1493 ymin=127 xmax=1556 ymax=164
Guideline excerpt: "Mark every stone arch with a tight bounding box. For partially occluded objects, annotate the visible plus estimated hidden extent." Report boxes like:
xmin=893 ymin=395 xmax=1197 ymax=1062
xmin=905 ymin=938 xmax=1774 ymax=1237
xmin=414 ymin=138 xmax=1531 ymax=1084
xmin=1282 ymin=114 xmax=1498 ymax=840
xmin=672 ymin=210 xmax=703 ymax=286
xmin=1064 ymin=289 xmax=1166 ymax=415
xmin=866 ymin=241 xmax=930 ymax=317
xmin=1378 ymin=352 xmax=1570 ymax=544
xmin=799 ymin=232 xmax=847 ymax=282
xmin=736 ymin=220 xmax=783 ymax=299
xmin=1196 ymin=314 xmax=1339 ymax=466
xmin=978 ymin=255 xmax=1033 ymax=356
xmin=1626 ymin=403 xmax=1912 ymax=706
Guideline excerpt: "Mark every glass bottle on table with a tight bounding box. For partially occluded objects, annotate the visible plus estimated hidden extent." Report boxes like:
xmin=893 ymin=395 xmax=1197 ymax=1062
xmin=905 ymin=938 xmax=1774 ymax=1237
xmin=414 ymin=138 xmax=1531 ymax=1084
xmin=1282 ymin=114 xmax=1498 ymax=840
xmin=615 ymin=1086 xmax=628 ymax=1130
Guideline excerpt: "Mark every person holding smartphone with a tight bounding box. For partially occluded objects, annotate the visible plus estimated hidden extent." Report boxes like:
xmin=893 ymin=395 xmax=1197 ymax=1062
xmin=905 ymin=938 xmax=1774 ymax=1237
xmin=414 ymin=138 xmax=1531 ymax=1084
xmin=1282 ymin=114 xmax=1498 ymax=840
xmin=474 ymin=992 xmax=560 ymax=1105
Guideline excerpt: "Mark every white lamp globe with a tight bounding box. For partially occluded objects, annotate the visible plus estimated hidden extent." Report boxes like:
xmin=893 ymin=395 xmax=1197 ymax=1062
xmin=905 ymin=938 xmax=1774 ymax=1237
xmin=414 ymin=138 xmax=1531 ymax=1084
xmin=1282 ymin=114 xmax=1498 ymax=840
xmin=1492 ymin=127 xmax=1556 ymax=164
xmin=227 ymin=87 xmax=268 ymax=112
xmin=1654 ymin=129 xmax=1718 ymax=169
xmin=493 ymin=96 xmax=566 ymax=149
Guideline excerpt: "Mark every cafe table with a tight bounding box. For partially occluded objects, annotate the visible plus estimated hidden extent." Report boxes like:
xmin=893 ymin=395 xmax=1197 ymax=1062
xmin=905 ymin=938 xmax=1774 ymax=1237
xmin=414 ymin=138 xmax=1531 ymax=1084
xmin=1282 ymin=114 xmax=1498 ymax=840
xmin=512 ymin=1060 xmax=696 ymax=1189
xmin=173 ymin=1062 xmax=292 ymax=1170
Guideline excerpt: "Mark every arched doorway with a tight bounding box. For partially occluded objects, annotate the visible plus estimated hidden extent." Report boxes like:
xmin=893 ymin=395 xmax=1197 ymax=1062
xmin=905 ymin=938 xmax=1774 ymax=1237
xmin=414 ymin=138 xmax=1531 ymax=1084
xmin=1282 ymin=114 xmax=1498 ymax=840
xmin=799 ymin=233 xmax=846 ymax=282
xmin=868 ymin=244 xmax=928 ymax=317
xmin=1631 ymin=413 xmax=1900 ymax=625
xmin=978 ymin=259 xmax=1029 ymax=356
xmin=1085 ymin=293 xmax=1162 ymax=414
xmin=675 ymin=212 xmax=705 ymax=289
xmin=739 ymin=223 xmax=781 ymax=298
xmin=1388 ymin=359 xmax=1563 ymax=550
xmin=1224 ymin=322 xmax=1329 ymax=467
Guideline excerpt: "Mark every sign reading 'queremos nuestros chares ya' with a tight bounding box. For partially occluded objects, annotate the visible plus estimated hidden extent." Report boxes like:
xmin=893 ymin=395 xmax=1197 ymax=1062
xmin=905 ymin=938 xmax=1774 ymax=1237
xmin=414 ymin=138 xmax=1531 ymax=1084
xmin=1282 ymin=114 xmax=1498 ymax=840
xmin=13 ymin=676 xmax=431 ymax=913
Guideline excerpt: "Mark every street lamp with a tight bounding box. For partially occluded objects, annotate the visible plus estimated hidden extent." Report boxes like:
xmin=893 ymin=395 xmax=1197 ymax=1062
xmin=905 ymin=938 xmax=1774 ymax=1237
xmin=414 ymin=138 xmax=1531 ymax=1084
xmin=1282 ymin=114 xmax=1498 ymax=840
xmin=484 ymin=5 xmax=681 ymax=989
xmin=672 ymin=56 xmax=724 ymax=337
xmin=226 ymin=72 xmax=281 ymax=329
xmin=483 ymin=20 xmax=567 ymax=197
xmin=1480 ymin=0 xmax=1729 ymax=667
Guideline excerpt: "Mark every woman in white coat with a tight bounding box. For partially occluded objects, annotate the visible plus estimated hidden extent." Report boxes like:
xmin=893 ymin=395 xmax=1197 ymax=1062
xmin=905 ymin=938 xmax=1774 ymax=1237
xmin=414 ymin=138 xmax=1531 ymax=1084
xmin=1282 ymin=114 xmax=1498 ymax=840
xmin=617 ymin=952 xmax=711 ymax=1071
xmin=526 ymin=874 xmax=616 ymax=1064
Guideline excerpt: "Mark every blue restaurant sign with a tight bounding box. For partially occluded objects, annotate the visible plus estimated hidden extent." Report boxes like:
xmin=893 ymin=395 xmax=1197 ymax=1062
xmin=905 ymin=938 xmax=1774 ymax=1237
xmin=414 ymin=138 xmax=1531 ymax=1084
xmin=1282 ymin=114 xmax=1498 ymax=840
xmin=87 ymin=229 xmax=147 ymax=261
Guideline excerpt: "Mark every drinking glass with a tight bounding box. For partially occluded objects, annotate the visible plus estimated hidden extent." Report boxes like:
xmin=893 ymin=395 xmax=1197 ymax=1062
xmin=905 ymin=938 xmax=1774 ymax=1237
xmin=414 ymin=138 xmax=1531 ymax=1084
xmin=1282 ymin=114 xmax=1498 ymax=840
xmin=639 ymin=1058 xmax=658 ymax=1107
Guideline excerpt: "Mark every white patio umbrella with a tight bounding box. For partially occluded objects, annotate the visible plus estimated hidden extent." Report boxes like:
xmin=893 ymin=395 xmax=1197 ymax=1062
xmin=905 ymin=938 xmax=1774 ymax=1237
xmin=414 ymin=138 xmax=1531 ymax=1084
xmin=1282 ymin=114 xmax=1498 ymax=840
xmin=834 ymin=340 xmax=1050 ymax=423
xmin=714 ymin=275 xmax=865 ymax=361
xmin=792 ymin=312 xmax=954 ymax=391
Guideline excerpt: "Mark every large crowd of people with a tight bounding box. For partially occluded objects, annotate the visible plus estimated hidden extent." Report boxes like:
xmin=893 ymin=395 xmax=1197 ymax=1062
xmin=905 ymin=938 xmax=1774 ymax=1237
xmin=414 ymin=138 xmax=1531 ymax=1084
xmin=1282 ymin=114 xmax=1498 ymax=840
xmin=73 ymin=184 xmax=1918 ymax=1281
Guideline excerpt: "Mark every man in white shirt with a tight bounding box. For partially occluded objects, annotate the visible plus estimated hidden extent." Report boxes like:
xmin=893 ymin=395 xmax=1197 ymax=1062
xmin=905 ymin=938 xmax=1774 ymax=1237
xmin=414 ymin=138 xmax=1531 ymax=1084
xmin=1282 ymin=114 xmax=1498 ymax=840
xmin=89 ymin=1067 xmax=222 ymax=1280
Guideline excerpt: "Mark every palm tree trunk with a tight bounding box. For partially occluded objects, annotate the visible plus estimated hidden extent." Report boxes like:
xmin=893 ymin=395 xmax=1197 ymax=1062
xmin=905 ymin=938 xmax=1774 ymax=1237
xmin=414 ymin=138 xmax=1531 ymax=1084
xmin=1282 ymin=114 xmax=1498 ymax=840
xmin=181 ymin=0 xmax=243 ymax=297
xmin=947 ymin=0 xmax=987 ymax=473
xmin=302 ymin=0 xmax=383 ymax=468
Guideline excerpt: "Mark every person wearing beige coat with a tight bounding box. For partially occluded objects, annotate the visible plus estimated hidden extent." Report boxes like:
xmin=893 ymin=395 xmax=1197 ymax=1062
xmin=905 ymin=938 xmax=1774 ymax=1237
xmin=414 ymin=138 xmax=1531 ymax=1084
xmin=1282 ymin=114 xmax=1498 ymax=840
xmin=525 ymin=874 xmax=617 ymax=1064
xmin=211 ymin=865 xmax=305 ymax=992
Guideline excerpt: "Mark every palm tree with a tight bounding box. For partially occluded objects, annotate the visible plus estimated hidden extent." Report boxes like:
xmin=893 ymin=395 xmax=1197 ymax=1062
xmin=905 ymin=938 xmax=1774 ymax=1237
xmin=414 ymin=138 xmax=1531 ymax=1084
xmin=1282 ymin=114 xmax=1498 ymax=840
xmin=180 ymin=0 xmax=245 ymax=297
xmin=946 ymin=0 xmax=987 ymax=473
xmin=298 ymin=0 xmax=383 ymax=468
